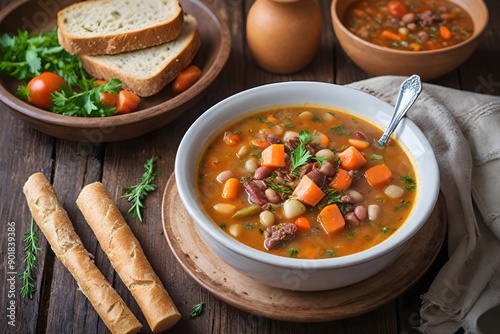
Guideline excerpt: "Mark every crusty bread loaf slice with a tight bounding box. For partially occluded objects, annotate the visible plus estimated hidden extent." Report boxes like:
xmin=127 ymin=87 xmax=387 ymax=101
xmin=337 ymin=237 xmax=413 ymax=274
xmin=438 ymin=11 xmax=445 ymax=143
xmin=80 ymin=14 xmax=200 ymax=97
xmin=57 ymin=0 xmax=184 ymax=55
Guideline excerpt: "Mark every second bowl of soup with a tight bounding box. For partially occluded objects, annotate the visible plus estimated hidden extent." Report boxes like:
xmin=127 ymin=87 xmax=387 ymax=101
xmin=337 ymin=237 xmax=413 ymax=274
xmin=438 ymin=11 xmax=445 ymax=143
xmin=175 ymin=81 xmax=439 ymax=291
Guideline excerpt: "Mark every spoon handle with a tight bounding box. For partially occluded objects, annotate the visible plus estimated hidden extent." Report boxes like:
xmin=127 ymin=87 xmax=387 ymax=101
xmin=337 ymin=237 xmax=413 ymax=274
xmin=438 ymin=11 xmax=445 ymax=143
xmin=377 ymin=75 xmax=422 ymax=147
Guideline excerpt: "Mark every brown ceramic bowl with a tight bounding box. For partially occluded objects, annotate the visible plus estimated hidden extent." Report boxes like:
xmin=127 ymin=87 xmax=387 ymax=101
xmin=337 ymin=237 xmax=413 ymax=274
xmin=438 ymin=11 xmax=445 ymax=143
xmin=0 ymin=0 xmax=231 ymax=142
xmin=331 ymin=0 xmax=488 ymax=81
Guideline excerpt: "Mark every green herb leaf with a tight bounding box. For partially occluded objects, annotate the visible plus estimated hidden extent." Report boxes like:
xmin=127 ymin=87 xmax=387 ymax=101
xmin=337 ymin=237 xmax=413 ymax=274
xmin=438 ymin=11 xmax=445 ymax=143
xmin=51 ymin=78 xmax=121 ymax=117
xmin=20 ymin=217 xmax=41 ymax=299
xmin=288 ymin=248 xmax=299 ymax=257
xmin=400 ymin=175 xmax=416 ymax=190
xmin=121 ymin=156 xmax=158 ymax=222
xmin=290 ymin=130 xmax=312 ymax=174
xmin=189 ymin=302 xmax=204 ymax=318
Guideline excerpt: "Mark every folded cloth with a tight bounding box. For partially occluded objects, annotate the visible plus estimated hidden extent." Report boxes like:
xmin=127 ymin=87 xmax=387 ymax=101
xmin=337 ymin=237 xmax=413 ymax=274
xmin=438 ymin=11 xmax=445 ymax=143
xmin=348 ymin=76 xmax=500 ymax=334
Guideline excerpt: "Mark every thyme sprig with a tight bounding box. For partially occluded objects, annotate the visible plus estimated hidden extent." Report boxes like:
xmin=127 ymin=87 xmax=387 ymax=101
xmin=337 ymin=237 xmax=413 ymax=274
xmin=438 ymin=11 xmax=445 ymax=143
xmin=20 ymin=217 xmax=41 ymax=299
xmin=189 ymin=302 xmax=204 ymax=318
xmin=121 ymin=156 xmax=158 ymax=222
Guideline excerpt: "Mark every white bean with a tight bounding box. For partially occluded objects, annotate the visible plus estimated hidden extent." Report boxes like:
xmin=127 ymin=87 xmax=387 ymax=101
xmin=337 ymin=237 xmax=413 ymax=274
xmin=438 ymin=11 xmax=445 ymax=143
xmin=315 ymin=149 xmax=336 ymax=164
xmin=282 ymin=199 xmax=306 ymax=219
xmin=284 ymin=131 xmax=300 ymax=142
xmin=259 ymin=210 xmax=275 ymax=227
xmin=229 ymin=224 xmax=243 ymax=237
xmin=368 ymin=204 xmax=380 ymax=221
xmin=384 ymin=185 xmax=405 ymax=199
xmin=346 ymin=189 xmax=363 ymax=203
xmin=245 ymin=158 xmax=258 ymax=173
xmin=216 ymin=170 xmax=234 ymax=184
xmin=237 ymin=145 xmax=250 ymax=158
xmin=298 ymin=111 xmax=314 ymax=121
xmin=322 ymin=112 xmax=335 ymax=123
xmin=213 ymin=203 xmax=236 ymax=215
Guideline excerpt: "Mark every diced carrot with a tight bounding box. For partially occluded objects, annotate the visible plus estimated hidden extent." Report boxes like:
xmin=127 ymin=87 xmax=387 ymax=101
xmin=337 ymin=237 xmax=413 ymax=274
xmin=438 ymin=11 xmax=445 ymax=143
xmin=251 ymin=139 xmax=270 ymax=149
xmin=351 ymin=7 xmax=365 ymax=18
xmin=261 ymin=143 xmax=285 ymax=167
xmin=409 ymin=42 xmax=422 ymax=51
xmin=292 ymin=175 xmax=325 ymax=206
xmin=338 ymin=146 xmax=367 ymax=171
xmin=223 ymin=131 xmax=241 ymax=146
xmin=348 ymin=138 xmax=369 ymax=151
xmin=222 ymin=177 xmax=241 ymax=199
xmin=294 ymin=216 xmax=312 ymax=232
xmin=329 ymin=168 xmax=353 ymax=190
xmin=380 ymin=30 xmax=403 ymax=42
xmin=317 ymin=204 xmax=345 ymax=235
xmin=267 ymin=114 xmax=279 ymax=124
xmin=440 ymin=25 xmax=452 ymax=40
xmin=318 ymin=132 xmax=330 ymax=148
xmin=387 ymin=1 xmax=409 ymax=19
xmin=365 ymin=164 xmax=392 ymax=187
xmin=440 ymin=13 xmax=457 ymax=20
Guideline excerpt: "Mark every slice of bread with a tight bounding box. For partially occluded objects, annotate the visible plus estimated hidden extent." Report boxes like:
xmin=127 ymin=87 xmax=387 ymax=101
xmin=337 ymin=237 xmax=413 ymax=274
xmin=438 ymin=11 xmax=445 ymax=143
xmin=80 ymin=14 xmax=201 ymax=97
xmin=57 ymin=0 xmax=184 ymax=55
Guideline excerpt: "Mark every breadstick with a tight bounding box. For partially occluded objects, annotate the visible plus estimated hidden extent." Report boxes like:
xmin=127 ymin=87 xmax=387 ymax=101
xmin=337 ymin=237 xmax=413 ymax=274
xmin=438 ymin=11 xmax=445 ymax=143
xmin=23 ymin=173 xmax=142 ymax=334
xmin=76 ymin=182 xmax=181 ymax=332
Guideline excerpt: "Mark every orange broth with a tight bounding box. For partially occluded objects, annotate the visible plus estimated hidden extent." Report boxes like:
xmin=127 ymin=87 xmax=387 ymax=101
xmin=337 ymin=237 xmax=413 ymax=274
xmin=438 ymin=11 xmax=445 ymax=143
xmin=197 ymin=107 xmax=417 ymax=259
xmin=344 ymin=0 xmax=474 ymax=51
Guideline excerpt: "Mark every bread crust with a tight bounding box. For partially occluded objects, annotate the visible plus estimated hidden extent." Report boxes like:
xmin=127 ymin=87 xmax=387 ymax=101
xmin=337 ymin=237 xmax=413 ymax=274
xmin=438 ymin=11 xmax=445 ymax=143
xmin=23 ymin=173 xmax=142 ymax=334
xmin=57 ymin=0 xmax=184 ymax=55
xmin=76 ymin=182 xmax=181 ymax=332
xmin=80 ymin=17 xmax=201 ymax=97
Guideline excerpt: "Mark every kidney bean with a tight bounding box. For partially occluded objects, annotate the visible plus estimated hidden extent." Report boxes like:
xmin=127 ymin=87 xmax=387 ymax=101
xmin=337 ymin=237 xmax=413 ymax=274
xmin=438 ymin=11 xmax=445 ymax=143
xmin=345 ymin=212 xmax=360 ymax=226
xmin=319 ymin=161 xmax=336 ymax=176
xmin=401 ymin=12 xmax=415 ymax=24
xmin=265 ymin=188 xmax=281 ymax=204
xmin=354 ymin=205 xmax=367 ymax=221
xmin=254 ymin=166 xmax=272 ymax=180
xmin=267 ymin=133 xmax=281 ymax=144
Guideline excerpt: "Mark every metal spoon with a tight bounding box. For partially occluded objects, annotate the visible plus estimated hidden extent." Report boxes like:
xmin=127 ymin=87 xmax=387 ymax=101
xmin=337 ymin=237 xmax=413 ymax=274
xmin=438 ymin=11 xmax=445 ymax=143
xmin=376 ymin=75 xmax=422 ymax=147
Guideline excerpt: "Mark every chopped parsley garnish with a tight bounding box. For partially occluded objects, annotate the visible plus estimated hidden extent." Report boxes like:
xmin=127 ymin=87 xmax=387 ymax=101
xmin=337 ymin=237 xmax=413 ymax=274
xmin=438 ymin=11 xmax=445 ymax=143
xmin=393 ymin=200 xmax=410 ymax=211
xmin=268 ymin=182 xmax=292 ymax=194
xmin=289 ymin=248 xmax=299 ymax=257
xmin=330 ymin=125 xmax=350 ymax=136
xmin=325 ymin=249 xmax=335 ymax=257
xmin=219 ymin=223 xmax=227 ymax=230
xmin=400 ymin=175 xmax=416 ymax=190
xmin=243 ymin=223 xmax=254 ymax=230
xmin=382 ymin=226 xmax=397 ymax=234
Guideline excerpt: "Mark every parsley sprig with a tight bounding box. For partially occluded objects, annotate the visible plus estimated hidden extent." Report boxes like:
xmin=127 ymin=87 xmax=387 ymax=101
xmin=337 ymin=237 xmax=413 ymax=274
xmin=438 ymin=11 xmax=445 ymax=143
xmin=121 ymin=156 xmax=158 ymax=222
xmin=0 ymin=29 xmax=83 ymax=85
xmin=290 ymin=130 xmax=312 ymax=174
xmin=51 ymin=78 xmax=122 ymax=117
xmin=20 ymin=217 xmax=41 ymax=299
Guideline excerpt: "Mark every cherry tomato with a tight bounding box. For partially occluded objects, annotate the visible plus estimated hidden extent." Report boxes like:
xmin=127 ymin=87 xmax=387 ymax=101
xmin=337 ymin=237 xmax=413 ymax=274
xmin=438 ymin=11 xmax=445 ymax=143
xmin=26 ymin=72 xmax=67 ymax=109
xmin=100 ymin=91 xmax=117 ymax=107
xmin=387 ymin=1 xmax=409 ymax=19
xmin=116 ymin=90 xmax=140 ymax=114
xmin=172 ymin=65 xmax=201 ymax=93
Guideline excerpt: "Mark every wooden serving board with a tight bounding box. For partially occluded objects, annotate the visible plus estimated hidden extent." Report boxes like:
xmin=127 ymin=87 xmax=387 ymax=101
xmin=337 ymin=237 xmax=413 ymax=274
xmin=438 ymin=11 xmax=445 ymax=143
xmin=161 ymin=173 xmax=447 ymax=322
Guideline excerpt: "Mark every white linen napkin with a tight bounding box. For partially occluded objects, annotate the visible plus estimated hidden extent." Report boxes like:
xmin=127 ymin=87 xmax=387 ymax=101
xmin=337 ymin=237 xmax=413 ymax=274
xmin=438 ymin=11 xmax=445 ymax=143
xmin=348 ymin=76 xmax=500 ymax=334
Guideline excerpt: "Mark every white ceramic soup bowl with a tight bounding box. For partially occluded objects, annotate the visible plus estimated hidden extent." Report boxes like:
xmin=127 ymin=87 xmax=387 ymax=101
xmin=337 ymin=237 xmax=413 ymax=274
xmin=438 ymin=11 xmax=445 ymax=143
xmin=175 ymin=81 xmax=439 ymax=291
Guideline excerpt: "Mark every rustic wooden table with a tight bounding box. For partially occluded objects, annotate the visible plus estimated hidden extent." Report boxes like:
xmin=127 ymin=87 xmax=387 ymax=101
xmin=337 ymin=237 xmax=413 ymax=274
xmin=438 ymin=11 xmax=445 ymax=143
xmin=1 ymin=0 xmax=499 ymax=333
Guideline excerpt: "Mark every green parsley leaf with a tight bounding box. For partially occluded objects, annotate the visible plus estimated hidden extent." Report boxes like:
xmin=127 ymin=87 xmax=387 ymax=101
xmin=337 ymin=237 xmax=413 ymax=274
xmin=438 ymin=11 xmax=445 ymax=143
xmin=189 ymin=302 xmax=204 ymax=318
xmin=290 ymin=130 xmax=312 ymax=174
xmin=400 ymin=175 xmax=416 ymax=190
xmin=289 ymin=248 xmax=299 ymax=257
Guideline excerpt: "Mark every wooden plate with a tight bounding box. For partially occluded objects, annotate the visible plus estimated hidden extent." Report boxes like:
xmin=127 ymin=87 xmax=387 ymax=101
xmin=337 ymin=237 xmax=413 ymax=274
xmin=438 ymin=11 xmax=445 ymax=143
xmin=161 ymin=173 xmax=447 ymax=322
xmin=0 ymin=0 xmax=231 ymax=142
